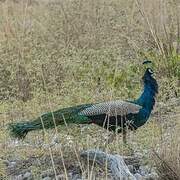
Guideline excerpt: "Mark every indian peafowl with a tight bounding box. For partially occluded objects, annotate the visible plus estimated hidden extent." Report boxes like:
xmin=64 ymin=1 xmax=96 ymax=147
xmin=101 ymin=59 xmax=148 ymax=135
xmin=9 ymin=61 xmax=158 ymax=143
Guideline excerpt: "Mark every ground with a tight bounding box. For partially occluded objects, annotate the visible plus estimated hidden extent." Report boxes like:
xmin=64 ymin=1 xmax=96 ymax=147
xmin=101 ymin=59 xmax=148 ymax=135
xmin=0 ymin=0 xmax=179 ymax=179
xmin=0 ymin=98 xmax=179 ymax=179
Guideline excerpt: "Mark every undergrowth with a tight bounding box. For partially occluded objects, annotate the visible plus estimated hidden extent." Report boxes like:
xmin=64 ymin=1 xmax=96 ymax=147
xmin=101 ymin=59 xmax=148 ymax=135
xmin=0 ymin=0 xmax=179 ymax=179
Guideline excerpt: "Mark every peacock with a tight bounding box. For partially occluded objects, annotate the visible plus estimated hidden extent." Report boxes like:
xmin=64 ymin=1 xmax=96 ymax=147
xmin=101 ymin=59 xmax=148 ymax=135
xmin=9 ymin=61 xmax=158 ymax=143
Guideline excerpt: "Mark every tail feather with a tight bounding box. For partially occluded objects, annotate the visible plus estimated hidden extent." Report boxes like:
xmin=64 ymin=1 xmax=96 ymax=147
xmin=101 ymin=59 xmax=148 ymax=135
xmin=8 ymin=104 xmax=92 ymax=139
xmin=8 ymin=122 xmax=37 ymax=139
xmin=8 ymin=112 xmax=66 ymax=139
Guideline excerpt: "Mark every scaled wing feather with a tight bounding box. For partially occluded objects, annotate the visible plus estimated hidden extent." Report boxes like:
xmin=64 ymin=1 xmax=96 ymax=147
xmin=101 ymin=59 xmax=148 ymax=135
xmin=79 ymin=100 xmax=142 ymax=116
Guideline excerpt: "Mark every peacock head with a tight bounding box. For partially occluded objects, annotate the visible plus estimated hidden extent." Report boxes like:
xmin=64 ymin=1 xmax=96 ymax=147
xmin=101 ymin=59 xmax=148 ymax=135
xmin=144 ymin=67 xmax=154 ymax=77
xmin=142 ymin=60 xmax=158 ymax=94
xmin=143 ymin=60 xmax=154 ymax=78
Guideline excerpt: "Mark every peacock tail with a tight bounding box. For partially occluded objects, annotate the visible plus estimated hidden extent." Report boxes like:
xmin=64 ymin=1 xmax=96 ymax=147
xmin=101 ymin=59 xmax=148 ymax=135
xmin=9 ymin=104 xmax=92 ymax=139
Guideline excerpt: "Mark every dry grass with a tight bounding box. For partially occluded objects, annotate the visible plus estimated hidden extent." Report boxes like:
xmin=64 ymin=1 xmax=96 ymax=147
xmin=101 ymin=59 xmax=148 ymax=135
xmin=152 ymin=120 xmax=180 ymax=179
xmin=0 ymin=0 xmax=179 ymax=179
xmin=151 ymin=99 xmax=180 ymax=180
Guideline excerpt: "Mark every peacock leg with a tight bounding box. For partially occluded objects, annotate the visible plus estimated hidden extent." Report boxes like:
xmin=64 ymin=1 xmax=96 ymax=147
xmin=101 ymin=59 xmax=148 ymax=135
xmin=122 ymin=126 xmax=134 ymax=154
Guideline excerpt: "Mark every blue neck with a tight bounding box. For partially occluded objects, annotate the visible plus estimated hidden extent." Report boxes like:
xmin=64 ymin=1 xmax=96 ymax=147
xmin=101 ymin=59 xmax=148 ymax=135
xmin=136 ymin=84 xmax=156 ymax=112
xmin=135 ymin=70 xmax=158 ymax=113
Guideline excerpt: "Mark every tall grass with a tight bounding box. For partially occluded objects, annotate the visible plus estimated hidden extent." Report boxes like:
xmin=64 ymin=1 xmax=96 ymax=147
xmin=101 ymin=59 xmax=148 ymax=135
xmin=152 ymin=123 xmax=180 ymax=179
xmin=0 ymin=0 xmax=179 ymax=179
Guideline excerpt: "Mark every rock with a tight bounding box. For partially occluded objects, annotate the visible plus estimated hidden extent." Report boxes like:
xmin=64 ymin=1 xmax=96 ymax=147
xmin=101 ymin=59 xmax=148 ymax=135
xmin=8 ymin=161 xmax=17 ymax=169
xmin=23 ymin=172 xmax=32 ymax=180
xmin=10 ymin=161 xmax=16 ymax=165
xmin=10 ymin=161 xmax=16 ymax=166
xmin=81 ymin=150 xmax=135 ymax=179
xmin=134 ymin=173 xmax=143 ymax=180
xmin=128 ymin=165 xmax=134 ymax=173
xmin=68 ymin=172 xmax=73 ymax=178
xmin=42 ymin=177 xmax=52 ymax=180
xmin=15 ymin=174 xmax=23 ymax=180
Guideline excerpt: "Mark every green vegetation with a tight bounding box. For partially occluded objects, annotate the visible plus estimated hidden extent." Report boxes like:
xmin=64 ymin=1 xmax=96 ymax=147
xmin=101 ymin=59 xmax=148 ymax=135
xmin=0 ymin=0 xmax=179 ymax=179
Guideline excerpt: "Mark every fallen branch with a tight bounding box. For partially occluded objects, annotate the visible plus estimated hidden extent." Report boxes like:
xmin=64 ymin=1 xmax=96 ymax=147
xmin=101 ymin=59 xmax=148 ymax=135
xmin=80 ymin=149 xmax=136 ymax=180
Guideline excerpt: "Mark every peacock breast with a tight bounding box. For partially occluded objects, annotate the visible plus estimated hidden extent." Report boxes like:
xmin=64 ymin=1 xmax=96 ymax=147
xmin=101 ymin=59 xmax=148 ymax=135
xmin=133 ymin=108 xmax=150 ymax=128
